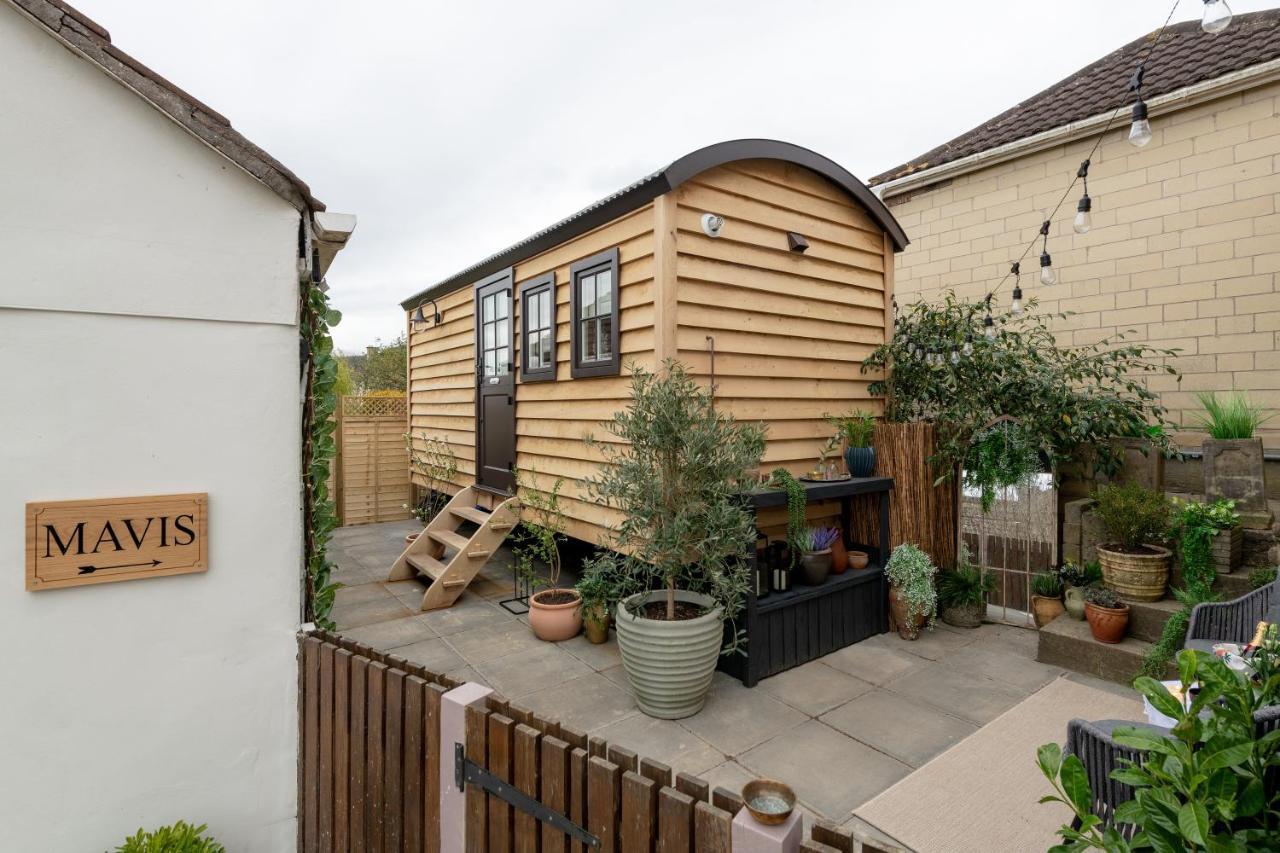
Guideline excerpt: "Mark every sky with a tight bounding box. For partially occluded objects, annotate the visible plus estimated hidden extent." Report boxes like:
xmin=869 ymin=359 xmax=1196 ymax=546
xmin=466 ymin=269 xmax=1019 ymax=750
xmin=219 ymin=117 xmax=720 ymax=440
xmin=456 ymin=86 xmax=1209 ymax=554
xmin=70 ymin=0 xmax=1278 ymax=352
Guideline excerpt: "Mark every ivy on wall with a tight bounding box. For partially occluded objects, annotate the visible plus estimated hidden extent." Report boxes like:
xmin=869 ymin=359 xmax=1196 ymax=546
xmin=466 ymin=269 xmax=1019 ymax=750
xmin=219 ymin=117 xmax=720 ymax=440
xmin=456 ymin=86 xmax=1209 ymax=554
xmin=301 ymin=266 xmax=342 ymax=629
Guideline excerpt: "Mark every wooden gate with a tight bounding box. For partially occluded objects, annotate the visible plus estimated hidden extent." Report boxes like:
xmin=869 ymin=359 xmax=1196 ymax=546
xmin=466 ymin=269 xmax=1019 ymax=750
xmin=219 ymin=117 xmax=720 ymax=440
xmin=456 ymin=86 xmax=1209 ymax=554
xmin=337 ymin=395 xmax=411 ymax=526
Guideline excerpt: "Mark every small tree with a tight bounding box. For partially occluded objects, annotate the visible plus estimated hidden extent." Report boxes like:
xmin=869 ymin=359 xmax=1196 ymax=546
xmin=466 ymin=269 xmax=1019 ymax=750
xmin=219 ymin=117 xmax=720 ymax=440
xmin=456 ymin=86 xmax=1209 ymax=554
xmin=405 ymin=432 xmax=458 ymax=524
xmin=586 ymin=361 xmax=766 ymax=624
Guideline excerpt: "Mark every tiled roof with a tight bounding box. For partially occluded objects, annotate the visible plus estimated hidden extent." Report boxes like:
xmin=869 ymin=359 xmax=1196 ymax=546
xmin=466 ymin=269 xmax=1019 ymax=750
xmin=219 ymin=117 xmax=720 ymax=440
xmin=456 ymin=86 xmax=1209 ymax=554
xmin=10 ymin=0 xmax=324 ymax=212
xmin=870 ymin=10 xmax=1280 ymax=187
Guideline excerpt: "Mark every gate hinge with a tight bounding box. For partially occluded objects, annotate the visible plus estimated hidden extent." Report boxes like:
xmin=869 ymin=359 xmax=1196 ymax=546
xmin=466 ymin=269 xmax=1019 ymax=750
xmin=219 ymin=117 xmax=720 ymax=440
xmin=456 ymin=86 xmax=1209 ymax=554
xmin=455 ymin=743 xmax=599 ymax=847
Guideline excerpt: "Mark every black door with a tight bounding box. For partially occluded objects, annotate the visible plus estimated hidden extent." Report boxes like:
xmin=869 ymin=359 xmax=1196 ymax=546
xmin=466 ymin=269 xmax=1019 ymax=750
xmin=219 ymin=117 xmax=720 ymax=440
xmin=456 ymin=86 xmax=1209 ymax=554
xmin=475 ymin=269 xmax=516 ymax=493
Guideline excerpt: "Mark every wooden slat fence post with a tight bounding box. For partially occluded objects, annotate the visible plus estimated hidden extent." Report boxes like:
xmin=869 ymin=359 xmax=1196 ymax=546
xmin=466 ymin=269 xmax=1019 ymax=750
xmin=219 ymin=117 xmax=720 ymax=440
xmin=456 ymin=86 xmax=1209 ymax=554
xmin=487 ymin=715 xmax=515 ymax=853
xmin=657 ymin=788 xmax=694 ymax=853
xmin=513 ymin=724 xmax=541 ymax=853
xmin=587 ymin=757 xmax=621 ymax=853
xmin=540 ymin=736 xmax=571 ymax=853
xmin=301 ymin=637 xmax=321 ymax=853
xmin=620 ymin=772 xmax=656 ymax=853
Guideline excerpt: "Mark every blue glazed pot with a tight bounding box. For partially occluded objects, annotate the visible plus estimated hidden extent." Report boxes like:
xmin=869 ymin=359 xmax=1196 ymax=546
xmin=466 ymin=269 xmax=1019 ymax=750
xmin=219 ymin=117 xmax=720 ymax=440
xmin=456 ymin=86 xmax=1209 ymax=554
xmin=844 ymin=446 xmax=876 ymax=477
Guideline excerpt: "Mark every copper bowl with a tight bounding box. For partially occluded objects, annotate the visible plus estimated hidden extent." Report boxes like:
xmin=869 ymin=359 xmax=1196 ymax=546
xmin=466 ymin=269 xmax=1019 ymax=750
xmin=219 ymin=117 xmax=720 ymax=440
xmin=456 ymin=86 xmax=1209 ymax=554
xmin=741 ymin=778 xmax=796 ymax=825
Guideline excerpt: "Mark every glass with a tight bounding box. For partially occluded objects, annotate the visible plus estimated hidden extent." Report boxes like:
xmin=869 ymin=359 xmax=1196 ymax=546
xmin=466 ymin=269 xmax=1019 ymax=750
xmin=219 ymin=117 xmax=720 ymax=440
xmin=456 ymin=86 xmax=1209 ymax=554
xmin=496 ymin=319 xmax=508 ymax=346
xmin=541 ymin=292 xmax=552 ymax=326
xmin=496 ymin=347 xmax=509 ymax=375
xmin=483 ymin=323 xmax=495 ymax=349
xmin=483 ymin=293 xmax=495 ymax=321
xmin=580 ymin=275 xmax=596 ymax=319
xmin=598 ymin=315 xmax=612 ymax=358
xmin=496 ymin=293 xmax=508 ymax=319
xmin=526 ymin=294 xmax=539 ymax=330
xmin=596 ymin=270 xmax=612 ymax=316
xmin=540 ymin=330 xmax=553 ymax=367
xmin=483 ymin=350 xmax=496 ymax=376
xmin=527 ymin=335 xmax=540 ymax=367
xmin=581 ymin=320 xmax=597 ymax=361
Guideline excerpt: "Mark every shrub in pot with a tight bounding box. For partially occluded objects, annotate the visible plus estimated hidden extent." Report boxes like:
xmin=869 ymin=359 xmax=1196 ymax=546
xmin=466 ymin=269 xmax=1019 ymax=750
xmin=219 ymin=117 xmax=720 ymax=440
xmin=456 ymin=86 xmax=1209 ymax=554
xmin=575 ymin=557 xmax=616 ymax=645
xmin=938 ymin=551 xmax=994 ymax=628
xmin=116 ymin=821 xmax=225 ymax=853
xmin=798 ymin=526 xmax=839 ymax=586
xmin=586 ymin=361 xmax=765 ymax=719
xmin=826 ymin=409 xmax=877 ymax=477
xmin=1093 ymin=482 xmax=1173 ymax=602
xmin=513 ymin=474 xmax=582 ymax=642
xmin=1058 ymin=560 xmax=1101 ymax=621
xmin=885 ymin=543 xmax=937 ymax=640
xmin=1195 ymin=391 xmax=1273 ymax=530
xmin=1083 ymin=585 xmax=1129 ymax=644
xmin=1030 ymin=571 xmax=1066 ymax=628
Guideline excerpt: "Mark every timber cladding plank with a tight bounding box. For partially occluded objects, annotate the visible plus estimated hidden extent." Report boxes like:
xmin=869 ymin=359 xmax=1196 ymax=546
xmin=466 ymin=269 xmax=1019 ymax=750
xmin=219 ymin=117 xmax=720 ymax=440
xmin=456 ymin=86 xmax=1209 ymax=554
xmin=425 ymin=682 xmax=447 ymax=853
xmin=334 ymin=649 xmax=352 ymax=851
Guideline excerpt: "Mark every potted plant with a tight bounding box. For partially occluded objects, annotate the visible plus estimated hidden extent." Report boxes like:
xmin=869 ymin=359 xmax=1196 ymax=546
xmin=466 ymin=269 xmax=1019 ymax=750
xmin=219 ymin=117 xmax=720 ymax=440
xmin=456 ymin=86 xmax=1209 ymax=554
xmin=403 ymin=432 xmax=459 ymax=542
xmin=826 ymin=410 xmax=877 ymax=477
xmin=1093 ymin=482 xmax=1173 ymax=602
xmin=884 ymin=543 xmax=937 ymax=640
xmin=513 ymin=474 xmax=582 ymax=642
xmin=1175 ymin=498 xmax=1241 ymax=576
xmin=1196 ymin=391 xmax=1273 ymax=530
xmin=797 ymin=526 xmax=839 ymax=586
xmin=848 ymin=550 xmax=870 ymax=570
xmin=586 ymin=362 xmax=766 ymax=719
xmin=1082 ymin=585 xmax=1129 ymax=644
xmin=575 ymin=557 xmax=615 ymax=645
xmin=963 ymin=418 xmax=1042 ymax=513
xmin=938 ymin=548 xmax=994 ymax=628
xmin=1057 ymin=560 xmax=1101 ymax=621
xmin=1030 ymin=571 xmax=1066 ymax=628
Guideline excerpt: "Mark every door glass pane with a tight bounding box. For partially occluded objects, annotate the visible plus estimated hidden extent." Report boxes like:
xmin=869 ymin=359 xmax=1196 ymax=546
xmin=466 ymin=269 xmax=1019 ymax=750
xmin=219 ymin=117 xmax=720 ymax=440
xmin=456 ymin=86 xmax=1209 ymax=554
xmin=596 ymin=270 xmax=612 ymax=316
xmin=483 ymin=323 xmax=495 ymax=349
xmin=580 ymin=276 xmax=596 ymax=319
xmin=599 ymin=315 xmax=613 ymax=358
xmin=496 ymin=346 xmax=509 ymax=375
xmin=541 ymin=330 xmax=553 ymax=367
xmin=498 ymin=318 xmax=510 ymax=345
xmin=483 ymin=293 xmax=495 ymax=321
xmin=484 ymin=350 xmax=496 ymax=376
xmin=496 ymin=292 xmax=509 ymax=320
xmin=580 ymin=320 xmax=596 ymax=361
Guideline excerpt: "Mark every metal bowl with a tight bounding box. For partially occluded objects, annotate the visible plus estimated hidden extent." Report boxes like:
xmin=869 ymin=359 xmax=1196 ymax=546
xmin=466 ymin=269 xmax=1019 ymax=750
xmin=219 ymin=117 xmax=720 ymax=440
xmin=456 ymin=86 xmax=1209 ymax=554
xmin=741 ymin=778 xmax=796 ymax=825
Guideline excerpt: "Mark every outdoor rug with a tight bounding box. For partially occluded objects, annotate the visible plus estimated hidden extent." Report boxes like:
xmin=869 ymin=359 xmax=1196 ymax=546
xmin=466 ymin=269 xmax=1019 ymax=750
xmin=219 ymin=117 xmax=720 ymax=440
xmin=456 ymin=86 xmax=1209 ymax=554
xmin=852 ymin=676 xmax=1142 ymax=853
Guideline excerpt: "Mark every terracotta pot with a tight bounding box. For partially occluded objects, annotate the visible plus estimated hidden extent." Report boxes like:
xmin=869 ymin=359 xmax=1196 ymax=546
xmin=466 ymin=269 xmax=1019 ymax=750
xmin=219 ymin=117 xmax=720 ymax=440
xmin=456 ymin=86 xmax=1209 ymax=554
xmin=830 ymin=536 xmax=848 ymax=575
xmin=529 ymin=589 xmax=583 ymax=642
xmin=583 ymin=605 xmax=609 ymax=644
xmin=888 ymin=585 xmax=927 ymax=640
xmin=798 ymin=550 xmax=832 ymax=586
xmin=1085 ymin=601 xmax=1130 ymax=644
xmin=848 ymin=551 xmax=870 ymax=570
xmin=1064 ymin=586 xmax=1086 ymax=620
xmin=1098 ymin=544 xmax=1171 ymax=602
xmin=405 ymin=532 xmax=420 ymax=545
xmin=1031 ymin=595 xmax=1066 ymax=628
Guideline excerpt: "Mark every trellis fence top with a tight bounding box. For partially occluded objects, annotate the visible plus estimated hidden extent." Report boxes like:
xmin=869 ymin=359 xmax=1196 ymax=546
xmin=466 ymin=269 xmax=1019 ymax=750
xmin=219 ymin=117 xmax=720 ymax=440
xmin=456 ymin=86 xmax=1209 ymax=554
xmin=341 ymin=394 xmax=407 ymax=417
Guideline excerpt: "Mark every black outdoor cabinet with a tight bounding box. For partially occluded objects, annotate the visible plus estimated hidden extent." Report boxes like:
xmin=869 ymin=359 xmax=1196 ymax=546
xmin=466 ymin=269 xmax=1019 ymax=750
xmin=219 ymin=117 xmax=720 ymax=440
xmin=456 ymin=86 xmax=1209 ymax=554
xmin=718 ymin=476 xmax=893 ymax=687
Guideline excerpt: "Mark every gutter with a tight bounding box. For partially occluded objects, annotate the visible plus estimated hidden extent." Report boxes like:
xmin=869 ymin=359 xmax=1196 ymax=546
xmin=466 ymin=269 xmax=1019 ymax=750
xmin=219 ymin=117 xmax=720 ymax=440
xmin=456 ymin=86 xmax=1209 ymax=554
xmin=874 ymin=57 xmax=1280 ymax=200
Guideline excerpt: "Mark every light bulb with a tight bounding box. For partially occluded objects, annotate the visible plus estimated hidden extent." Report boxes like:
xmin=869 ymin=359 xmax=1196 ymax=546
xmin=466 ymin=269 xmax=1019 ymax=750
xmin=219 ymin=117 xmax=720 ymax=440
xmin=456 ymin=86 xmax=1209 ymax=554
xmin=1074 ymin=195 xmax=1092 ymax=234
xmin=1129 ymin=98 xmax=1152 ymax=148
xmin=962 ymin=335 xmax=974 ymax=357
xmin=1202 ymin=0 xmax=1233 ymax=34
xmin=1011 ymin=285 xmax=1023 ymax=315
xmin=1040 ymin=251 xmax=1056 ymax=286
xmin=950 ymin=348 xmax=960 ymax=365
xmin=983 ymin=316 xmax=997 ymax=340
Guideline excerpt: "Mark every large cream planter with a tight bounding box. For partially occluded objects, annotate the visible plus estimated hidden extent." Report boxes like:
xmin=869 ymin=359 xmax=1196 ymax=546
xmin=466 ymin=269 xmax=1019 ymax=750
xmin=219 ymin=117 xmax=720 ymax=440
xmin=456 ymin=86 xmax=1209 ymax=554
xmin=615 ymin=590 xmax=723 ymax=720
xmin=1098 ymin=544 xmax=1172 ymax=602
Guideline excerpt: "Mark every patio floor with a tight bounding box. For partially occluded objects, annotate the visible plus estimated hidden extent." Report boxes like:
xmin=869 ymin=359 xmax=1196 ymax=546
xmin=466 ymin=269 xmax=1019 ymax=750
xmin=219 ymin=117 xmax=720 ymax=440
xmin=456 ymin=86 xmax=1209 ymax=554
xmin=328 ymin=519 xmax=1130 ymax=828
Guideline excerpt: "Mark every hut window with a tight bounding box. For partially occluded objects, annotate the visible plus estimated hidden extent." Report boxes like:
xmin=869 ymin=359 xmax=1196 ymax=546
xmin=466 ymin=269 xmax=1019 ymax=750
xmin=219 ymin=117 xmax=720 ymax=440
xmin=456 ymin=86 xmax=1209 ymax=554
xmin=520 ymin=274 xmax=556 ymax=382
xmin=569 ymin=247 xmax=620 ymax=378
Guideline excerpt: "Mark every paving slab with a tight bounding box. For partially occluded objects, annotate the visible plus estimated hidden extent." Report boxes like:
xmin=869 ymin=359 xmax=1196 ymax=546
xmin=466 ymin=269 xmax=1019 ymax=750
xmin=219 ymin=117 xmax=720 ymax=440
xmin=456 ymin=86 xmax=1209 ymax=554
xmin=332 ymin=594 xmax=416 ymax=630
xmin=740 ymin=720 xmax=911 ymax=817
xmin=417 ymin=594 xmax=514 ymax=637
xmin=884 ymin=661 xmax=1028 ymax=726
xmin=892 ymin=624 xmax=980 ymax=661
xmin=518 ymin=672 xmax=639 ymax=733
xmin=593 ymin=714 xmax=725 ymax=777
xmin=335 ymin=582 xmax=399 ymax=608
xmin=446 ymin=619 xmax=543 ymax=665
xmin=820 ymin=690 xmax=977 ymax=768
xmin=758 ymin=661 xmax=875 ymax=717
xmin=819 ymin=636 xmax=929 ymax=686
xmin=559 ymin=633 xmax=623 ymax=672
xmin=941 ymin=643 xmax=1065 ymax=693
xmin=395 ymin=637 xmax=468 ymax=674
xmin=680 ymin=673 xmax=807 ymax=755
xmin=340 ymin=613 xmax=438 ymax=650
xmin=473 ymin=644 xmax=593 ymax=698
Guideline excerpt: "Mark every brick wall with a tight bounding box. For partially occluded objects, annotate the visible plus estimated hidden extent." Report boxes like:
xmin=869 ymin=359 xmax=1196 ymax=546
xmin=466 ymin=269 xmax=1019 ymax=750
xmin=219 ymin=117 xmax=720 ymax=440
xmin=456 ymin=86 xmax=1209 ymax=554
xmin=882 ymin=80 xmax=1280 ymax=448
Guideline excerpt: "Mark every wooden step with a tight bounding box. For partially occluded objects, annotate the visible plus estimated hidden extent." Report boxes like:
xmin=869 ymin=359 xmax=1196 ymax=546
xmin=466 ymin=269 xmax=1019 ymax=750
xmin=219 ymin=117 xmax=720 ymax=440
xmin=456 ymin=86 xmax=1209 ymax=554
xmin=451 ymin=505 xmax=492 ymax=525
xmin=428 ymin=529 xmax=470 ymax=552
xmin=406 ymin=552 xmax=447 ymax=580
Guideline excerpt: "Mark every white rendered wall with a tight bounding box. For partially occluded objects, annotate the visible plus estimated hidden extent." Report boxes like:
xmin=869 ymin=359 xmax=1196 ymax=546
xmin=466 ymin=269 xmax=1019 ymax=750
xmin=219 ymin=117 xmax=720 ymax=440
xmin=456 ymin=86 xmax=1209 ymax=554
xmin=0 ymin=4 xmax=304 ymax=850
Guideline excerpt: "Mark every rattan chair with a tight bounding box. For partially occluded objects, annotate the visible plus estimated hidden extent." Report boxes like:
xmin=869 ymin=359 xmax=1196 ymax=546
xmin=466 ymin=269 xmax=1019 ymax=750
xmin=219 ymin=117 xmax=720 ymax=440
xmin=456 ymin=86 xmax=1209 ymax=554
xmin=1184 ymin=574 xmax=1279 ymax=653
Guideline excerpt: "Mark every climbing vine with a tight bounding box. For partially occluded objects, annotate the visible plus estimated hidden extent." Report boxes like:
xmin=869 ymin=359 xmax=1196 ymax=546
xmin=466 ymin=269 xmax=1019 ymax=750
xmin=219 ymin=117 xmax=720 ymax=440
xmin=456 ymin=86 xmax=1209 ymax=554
xmin=301 ymin=267 xmax=342 ymax=629
xmin=768 ymin=468 xmax=807 ymax=568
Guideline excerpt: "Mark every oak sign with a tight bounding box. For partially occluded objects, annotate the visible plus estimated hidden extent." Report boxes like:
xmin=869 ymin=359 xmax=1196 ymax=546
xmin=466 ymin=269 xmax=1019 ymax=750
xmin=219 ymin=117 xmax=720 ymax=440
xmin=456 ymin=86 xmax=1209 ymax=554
xmin=26 ymin=493 xmax=207 ymax=590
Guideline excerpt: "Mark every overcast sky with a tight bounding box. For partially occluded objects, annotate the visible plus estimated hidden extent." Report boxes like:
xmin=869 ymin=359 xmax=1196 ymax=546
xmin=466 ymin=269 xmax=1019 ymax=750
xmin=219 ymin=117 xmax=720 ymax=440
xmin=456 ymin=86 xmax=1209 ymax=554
xmin=74 ymin=0 xmax=1277 ymax=351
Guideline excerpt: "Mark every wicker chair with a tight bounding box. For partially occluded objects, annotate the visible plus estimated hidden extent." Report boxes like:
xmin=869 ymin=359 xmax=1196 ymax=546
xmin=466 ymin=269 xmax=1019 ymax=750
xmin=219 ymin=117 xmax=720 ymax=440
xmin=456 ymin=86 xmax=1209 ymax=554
xmin=1184 ymin=574 xmax=1279 ymax=653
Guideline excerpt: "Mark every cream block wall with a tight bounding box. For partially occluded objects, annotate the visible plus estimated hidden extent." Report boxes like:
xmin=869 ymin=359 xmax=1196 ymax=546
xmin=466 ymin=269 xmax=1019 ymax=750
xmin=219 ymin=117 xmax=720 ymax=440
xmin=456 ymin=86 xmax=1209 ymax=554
xmin=883 ymin=81 xmax=1280 ymax=447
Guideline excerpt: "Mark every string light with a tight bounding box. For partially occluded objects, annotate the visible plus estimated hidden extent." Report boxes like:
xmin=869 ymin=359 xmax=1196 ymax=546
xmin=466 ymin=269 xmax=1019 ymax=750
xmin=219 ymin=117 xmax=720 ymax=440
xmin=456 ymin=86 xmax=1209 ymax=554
xmin=962 ymin=333 xmax=974 ymax=357
xmin=1074 ymin=160 xmax=1092 ymax=234
xmin=1129 ymin=65 xmax=1153 ymax=148
xmin=1009 ymin=262 xmax=1024 ymax=315
xmin=1202 ymin=0 xmax=1233 ymax=34
xmin=1038 ymin=220 xmax=1057 ymax=286
xmin=983 ymin=294 xmax=997 ymax=340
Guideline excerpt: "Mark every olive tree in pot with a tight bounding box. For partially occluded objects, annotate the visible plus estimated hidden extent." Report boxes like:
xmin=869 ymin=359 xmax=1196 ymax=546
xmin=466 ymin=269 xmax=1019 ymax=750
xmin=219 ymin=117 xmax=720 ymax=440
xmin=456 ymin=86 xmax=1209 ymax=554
xmin=1093 ymin=482 xmax=1173 ymax=602
xmin=885 ymin=543 xmax=937 ymax=640
xmin=586 ymin=361 xmax=766 ymax=719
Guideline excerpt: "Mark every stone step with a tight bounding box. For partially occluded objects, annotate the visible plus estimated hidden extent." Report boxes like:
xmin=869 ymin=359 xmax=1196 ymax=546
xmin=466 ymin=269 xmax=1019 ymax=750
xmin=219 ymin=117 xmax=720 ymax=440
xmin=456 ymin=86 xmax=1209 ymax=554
xmin=1125 ymin=597 xmax=1183 ymax=644
xmin=1169 ymin=567 xmax=1254 ymax=600
xmin=1036 ymin=614 xmax=1174 ymax=687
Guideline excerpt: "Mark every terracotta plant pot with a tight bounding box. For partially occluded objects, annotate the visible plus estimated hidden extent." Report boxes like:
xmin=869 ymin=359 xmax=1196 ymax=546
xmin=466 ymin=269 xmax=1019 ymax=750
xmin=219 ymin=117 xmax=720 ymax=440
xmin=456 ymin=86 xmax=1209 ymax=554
xmin=1097 ymin=544 xmax=1171 ymax=602
xmin=1063 ymin=586 xmax=1086 ymax=620
xmin=1085 ymin=601 xmax=1130 ymax=644
xmin=847 ymin=551 xmax=869 ymax=570
xmin=888 ymin=585 xmax=927 ymax=640
xmin=583 ymin=605 xmax=609 ymax=644
xmin=405 ymin=532 xmax=420 ymax=545
xmin=830 ymin=536 xmax=848 ymax=575
xmin=798 ymin=550 xmax=832 ymax=586
xmin=529 ymin=588 xmax=583 ymax=642
xmin=844 ymin=446 xmax=876 ymax=478
xmin=1031 ymin=595 xmax=1066 ymax=628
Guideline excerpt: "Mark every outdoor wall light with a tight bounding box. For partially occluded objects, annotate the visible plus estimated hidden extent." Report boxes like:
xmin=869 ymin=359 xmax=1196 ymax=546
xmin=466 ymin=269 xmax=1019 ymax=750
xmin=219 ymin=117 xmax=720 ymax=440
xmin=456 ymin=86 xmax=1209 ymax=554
xmin=1202 ymin=0 xmax=1233 ymax=34
xmin=700 ymin=213 xmax=725 ymax=238
xmin=786 ymin=232 xmax=809 ymax=253
xmin=412 ymin=300 xmax=441 ymax=328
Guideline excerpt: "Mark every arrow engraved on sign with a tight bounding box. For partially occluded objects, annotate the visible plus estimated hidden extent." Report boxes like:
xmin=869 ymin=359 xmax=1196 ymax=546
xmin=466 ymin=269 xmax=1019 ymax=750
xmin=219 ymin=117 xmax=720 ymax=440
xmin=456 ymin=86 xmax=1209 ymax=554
xmin=78 ymin=559 xmax=162 ymax=575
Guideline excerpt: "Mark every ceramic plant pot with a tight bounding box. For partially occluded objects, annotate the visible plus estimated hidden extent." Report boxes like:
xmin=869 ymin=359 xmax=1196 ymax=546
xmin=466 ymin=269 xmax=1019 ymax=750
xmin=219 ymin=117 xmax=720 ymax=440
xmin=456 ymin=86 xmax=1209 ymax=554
xmin=1064 ymin=586 xmax=1086 ymax=620
xmin=830 ymin=536 xmax=848 ymax=575
xmin=848 ymin=550 xmax=870 ymax=570
xmin=583 ymin=605 xmax=609 ymax=644
xmin=529 ymin=588 xmax=583 ymax=642
xmin=615 ymin=590 xmax=723 ymax=719
xmin=1031 ymin=595 xmax=1066 ymax=628
xmin=844 ymin=446 xmax=876 ymax=478
xmin=888 ymin=585 xmax=927 ymax=640
xmin=1085 ymin=601 xmax=1130 ymax=644
xmin=798 ymin=550 xmax=832 ymax=586
xmin=1098 ymin=544 xmax=1171 ymax=602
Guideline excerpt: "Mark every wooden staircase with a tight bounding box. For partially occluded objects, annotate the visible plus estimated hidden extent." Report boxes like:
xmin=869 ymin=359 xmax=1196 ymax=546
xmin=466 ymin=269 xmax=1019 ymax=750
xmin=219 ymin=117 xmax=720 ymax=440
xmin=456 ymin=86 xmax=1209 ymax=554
xmin=388 ymin=486 xmax=518 ymax=611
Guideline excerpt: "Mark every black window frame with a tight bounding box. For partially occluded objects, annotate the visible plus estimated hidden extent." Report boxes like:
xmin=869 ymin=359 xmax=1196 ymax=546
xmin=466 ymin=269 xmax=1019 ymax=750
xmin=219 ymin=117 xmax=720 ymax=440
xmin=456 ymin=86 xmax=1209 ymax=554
xmin=519 ymin=273 xmax=557 ymax=383
xmin=569 ymin=247 xmax=621 ymax=379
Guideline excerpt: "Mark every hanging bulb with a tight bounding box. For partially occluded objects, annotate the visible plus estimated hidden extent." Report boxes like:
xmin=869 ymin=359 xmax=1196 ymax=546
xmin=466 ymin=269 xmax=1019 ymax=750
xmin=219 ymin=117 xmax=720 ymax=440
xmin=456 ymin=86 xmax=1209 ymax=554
xmin=1040 ymin=251 xmax=1056 ymax=286
xmin=962 ymin=334 xmax=974 ymax=357
xmin=950 ymin=348 xmax=961 ymax=365
xmin=1011 ymin=285 xmax=1024 ymax=315
xmin=1074 ymin=194 xmax=1092 ymax=234
xmin=983 ymin=315 xmax=997 ymax=340
xmin=1129 ymin=97 xmax=1153 ymax=147
xmin=1202 ymin=0 xmax=1233 ymax=34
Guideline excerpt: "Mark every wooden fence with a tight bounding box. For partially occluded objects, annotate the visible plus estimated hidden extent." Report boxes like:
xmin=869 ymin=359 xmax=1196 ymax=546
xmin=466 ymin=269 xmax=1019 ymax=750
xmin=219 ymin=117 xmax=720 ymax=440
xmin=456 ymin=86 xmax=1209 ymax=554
xmin=337 ymin=395 xmax=411 ymax=526
xmin=298 ymin=630 xmax=899 ymax=853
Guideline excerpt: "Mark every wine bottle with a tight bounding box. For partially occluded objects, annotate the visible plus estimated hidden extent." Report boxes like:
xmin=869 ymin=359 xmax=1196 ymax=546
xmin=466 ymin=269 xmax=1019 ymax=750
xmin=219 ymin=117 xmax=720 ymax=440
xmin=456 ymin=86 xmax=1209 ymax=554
xmin=1242 ymin=621 xmax=1270 ymax=659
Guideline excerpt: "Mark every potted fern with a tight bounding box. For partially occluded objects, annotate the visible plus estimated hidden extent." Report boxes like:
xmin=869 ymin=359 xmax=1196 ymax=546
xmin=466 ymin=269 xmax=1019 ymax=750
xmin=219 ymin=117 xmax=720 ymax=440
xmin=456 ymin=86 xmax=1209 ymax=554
xmin=1196 ymin=391 xmax=1273 ymax=530
xmin=884 ymin=543 xmax=937 ymax=640
xmin=937 ymin=548 xmax=993 ymax=628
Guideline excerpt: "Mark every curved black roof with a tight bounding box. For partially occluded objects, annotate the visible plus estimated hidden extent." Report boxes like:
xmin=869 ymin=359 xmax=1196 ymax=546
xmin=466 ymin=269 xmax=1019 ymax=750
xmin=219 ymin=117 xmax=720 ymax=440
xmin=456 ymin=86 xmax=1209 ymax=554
xmin=401 ymin=139 xmax=908 ymax=310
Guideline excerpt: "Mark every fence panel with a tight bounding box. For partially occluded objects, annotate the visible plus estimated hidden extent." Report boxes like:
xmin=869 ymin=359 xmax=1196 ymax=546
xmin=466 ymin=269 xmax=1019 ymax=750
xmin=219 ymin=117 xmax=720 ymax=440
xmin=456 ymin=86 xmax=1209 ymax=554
xmin=337 ymin=395 xmax=411 ymax=526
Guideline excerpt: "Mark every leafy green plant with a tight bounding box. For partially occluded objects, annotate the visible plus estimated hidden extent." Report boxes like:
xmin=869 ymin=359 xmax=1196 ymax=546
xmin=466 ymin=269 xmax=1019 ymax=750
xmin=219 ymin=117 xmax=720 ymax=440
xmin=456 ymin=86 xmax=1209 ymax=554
xmin=862 ymin=292 xmax=1179 ymax=480
xmin=825 ymin=409 xmax=877 ymax=448
xmin=1093 ymin=482 xmax=1172 ymax=551
xmin=1249 ymin=565 xmax=1277 ymax=590
xmin=585 ymin=361 xmax=766 ymax=632
xmin=1038 ymin=649 xmax=1280 ymax=850
xmin=1084 ymin=585 xmax=1124 ymax=609
xmin=1059 ymin=560 xmax=1103 ymax=589
xmin=767 ymin=468 xmax=808 ymax=567
xmin=1031 ymin=571 xmax=1064 ymax=598
xmin=963 ymin=419 xmax=1043 ymax=512
xmin=301 ymin=273 xmax=343 ymax=628
xmin=404 ymin=432 xmax=458 ymax=524
xmin=800 ymin=526 xmax=840 ymax=553
xmin=938 ymin=559 xmax=995 ymax=609
xmin=576 ymin=554 xmax=618 ymax=617
xmin=113 ymin=822 xmax=225 ymax=853
xmin=1194 ymin=390 xmax=1272 ymax=439
xmin=885 ymin=543 xmax=938 ymax=630
xmin=511 ymin=471 xmax=567 ymax=591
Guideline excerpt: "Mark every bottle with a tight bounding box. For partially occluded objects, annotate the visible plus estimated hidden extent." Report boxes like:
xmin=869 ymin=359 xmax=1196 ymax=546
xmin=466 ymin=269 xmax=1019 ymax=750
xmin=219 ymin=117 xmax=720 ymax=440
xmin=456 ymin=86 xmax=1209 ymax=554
xmin=1242 ymin=621 xmax=1270 ymax=658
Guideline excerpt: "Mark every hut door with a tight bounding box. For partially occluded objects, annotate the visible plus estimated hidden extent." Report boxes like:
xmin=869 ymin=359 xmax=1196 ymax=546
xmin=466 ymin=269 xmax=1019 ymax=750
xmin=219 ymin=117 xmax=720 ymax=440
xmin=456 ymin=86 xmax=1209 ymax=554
xmin=474 ymin=270 xmax=516 ymax=493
